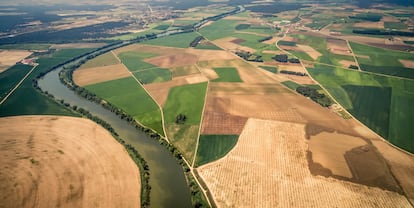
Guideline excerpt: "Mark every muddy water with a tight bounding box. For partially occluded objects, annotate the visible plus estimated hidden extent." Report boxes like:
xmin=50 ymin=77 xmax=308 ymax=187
xmin=39 ymin=69 xmax=192 ymax=208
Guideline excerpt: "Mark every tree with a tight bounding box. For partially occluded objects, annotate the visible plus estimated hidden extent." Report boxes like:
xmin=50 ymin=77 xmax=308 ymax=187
xmin=175 ymin=113 xmax=187 ymax=124
xmin=272 ymin=54 xmax=288 ymax=62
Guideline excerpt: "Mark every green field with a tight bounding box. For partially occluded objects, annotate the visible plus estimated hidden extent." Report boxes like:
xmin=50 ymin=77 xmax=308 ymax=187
xmin=144 ymin=32 xmax=200 ymax=48
xmin=153 ymin=24 xmax=171 ymax=30
xmin=232 ymin=33 xmax=278 ymax=51
xmin=0 ymin=44 xmax=50 ymax=50
xmin=118 ymin=51 xmax=158 ymax=72
xmin=259 ymin=65 xmax=278 ymax=74
xmin=349 ymin=42 xmax=414 ymax=79
xmin=0 ymin=64 xmax=32 ymax=100
xmin=80 ymin=52 xmax=119 ymax=69
xmin=235 ymin=23 xmax=276 ymax=36
xmin=133 ymin=68 xmax=172 ymax=84
xmin=212 ymin=67 xmax=243 ymax=82
xmin=195 ymin=135 xmax=239 ymax=167
xmin=199 ymin=19 xmax=240 ymax=40
xmin=85 ymin=77 xmax=163 ymax=135
xmin=293 ymin=34 xmax=355 ymax=65
xmin=195 ymin=41 xmax=222 ymax=50
xmin=308 ymin=65 xmax=414 ymax=153
xmin=278 ymin=40 xmax=297 ymax=46
xmin=164 ymin=82 xmax=208 ymax=125
xmin=163 ymin=82 xmax=208 ymax=162
xmin=289 ymin=50 xmax=313 ymax=61
xmin=282 ymin=80 xmax=301 ymax=90
xmin=384 ymin=22 xmax=407 ymax=30
xmin=0 ymin=48 xmax=95 ymax=117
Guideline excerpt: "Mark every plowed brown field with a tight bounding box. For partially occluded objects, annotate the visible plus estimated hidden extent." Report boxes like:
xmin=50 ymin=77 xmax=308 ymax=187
xmin=198 ymin=119 xmax=411 ymax=207
xmin=0 ymin=116 xmax=140 ymax=208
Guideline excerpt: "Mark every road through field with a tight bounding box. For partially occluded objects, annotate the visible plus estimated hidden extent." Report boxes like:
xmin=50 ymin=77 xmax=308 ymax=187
xmin=0 ymin=65 xmax=37 ymax=105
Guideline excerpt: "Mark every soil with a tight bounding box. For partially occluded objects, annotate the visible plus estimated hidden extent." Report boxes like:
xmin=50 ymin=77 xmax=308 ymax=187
xmin=339 ymin=60 xmax=357 ymax=68
xmin=197 ymin=118 xmax=411 ymax=207
xmin=371 ymin=139 xmax=414 ymax=205
xmin=297 ymin=44 xmax=322 ymax=60
xmin=230 ymin=38 xmax=246 ymax=44
xmin=327 ymin=38 xmax=353 ymax=56
xmin=0 ymin=116 xmax=140 ymax=208
xmin=399 ymin=59 xmax=414 ymax=69
xmin=213 ymin=37 xmax=256 ymax=53
xmin=145 ymin=53 xmax=199 ymax=68
xmin=143 ymin=73 xmax=207 ymax=107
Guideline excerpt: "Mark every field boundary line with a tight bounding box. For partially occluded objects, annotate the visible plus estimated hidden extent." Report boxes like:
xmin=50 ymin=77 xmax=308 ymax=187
xmin=191 ymin=64 xmax=209 ymax=167
xmin=182 ymin=154 xmax=213 ymax=208
xmin=347 ymin=40 xmax=362 ymax=71
xmin=111 ymin=50 xmax=122 ymax=64
xmin=301 ymin=62 xmax=414 ymax=157
xmin=0 ymin=65 xmax=37 ymax=105
xmin=129 ymin=69 xmax=169 ymax=142
xmin=276 ymin=30 xmax=414 ymax=156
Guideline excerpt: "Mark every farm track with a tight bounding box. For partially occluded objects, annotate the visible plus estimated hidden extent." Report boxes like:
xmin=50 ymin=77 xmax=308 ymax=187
xmin=347 ymin=40 xmax=362 ymax=71
xmin=129 ymin=67 xmax=169 ymax=140
xmin=191 ymin=64 xmax=210 ymax=168
xmin=0 ymin=65 xmax=37 ymax=105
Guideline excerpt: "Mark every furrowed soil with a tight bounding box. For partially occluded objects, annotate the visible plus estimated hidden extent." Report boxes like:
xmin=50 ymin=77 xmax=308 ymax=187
xmin=198 ymin=118 xmax=411 ymax=208
xmin=0 ymin=116 xmax=140 ymax=208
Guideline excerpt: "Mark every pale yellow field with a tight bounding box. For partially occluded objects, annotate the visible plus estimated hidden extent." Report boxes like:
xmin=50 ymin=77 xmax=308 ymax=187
xmin=297 ymin=44 xmax=322 ymax=60
xmin=73 ymin=63 xmax=131 ymax=86
xmin=198 ymin=118 xmax=411 ymax=207
xmin=0 ymin=50 xmax=32 ymax=72
xmin=0 ymin=116 xmax=140 ymax=208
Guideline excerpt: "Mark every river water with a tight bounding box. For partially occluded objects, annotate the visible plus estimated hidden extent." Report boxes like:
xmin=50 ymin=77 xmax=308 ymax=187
xmin=38 ymin=69 xmax=192 ymax=207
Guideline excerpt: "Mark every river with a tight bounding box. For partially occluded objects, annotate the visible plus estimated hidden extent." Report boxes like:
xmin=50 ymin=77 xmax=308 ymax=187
xmin=38 ymin=69 xmax=192 ymax=207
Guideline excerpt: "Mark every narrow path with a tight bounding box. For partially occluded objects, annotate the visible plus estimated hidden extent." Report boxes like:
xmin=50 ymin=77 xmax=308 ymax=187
xmin=111 ymin=50 xmax=122 ymax=64
xmin=347 ymin=40 xmax=362 ymax=71
xmin=113 ymin=50 xmax=169 ymax=140
xmin=0 ymin=65 xmax=37 ymax=105
xmin=191 ymin=65 xmax=209 ymax=167
xmin=130 ymin=71 xmax=169 ymax=142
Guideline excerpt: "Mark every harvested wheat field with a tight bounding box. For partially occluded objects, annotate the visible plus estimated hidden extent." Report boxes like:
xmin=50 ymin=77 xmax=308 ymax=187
xmin=297 ymin=44 xmax=322 ymax=60
xmin=354 ymin=21 xmax=384 ymax=29
xmin=0 ymin=50 xmax=32 ymax=72
xmin=327 ymin=38 xmax=352 ymax=56
xmin=198 ymin=118 xmax=411 ymax=208
xmin=73 ymin=64 xmax=131 ymax=86
xmin=0 ymin=116 xmax=140 ymax=208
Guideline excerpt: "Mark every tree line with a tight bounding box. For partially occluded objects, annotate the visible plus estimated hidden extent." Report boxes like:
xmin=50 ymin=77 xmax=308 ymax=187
xmin=296 ymin=86 xmax=333 ymax=107
xmin=353 ymin=29 xmax=414 ymax=37
xmin=59 ymin=53 xmax=210 ymax=207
